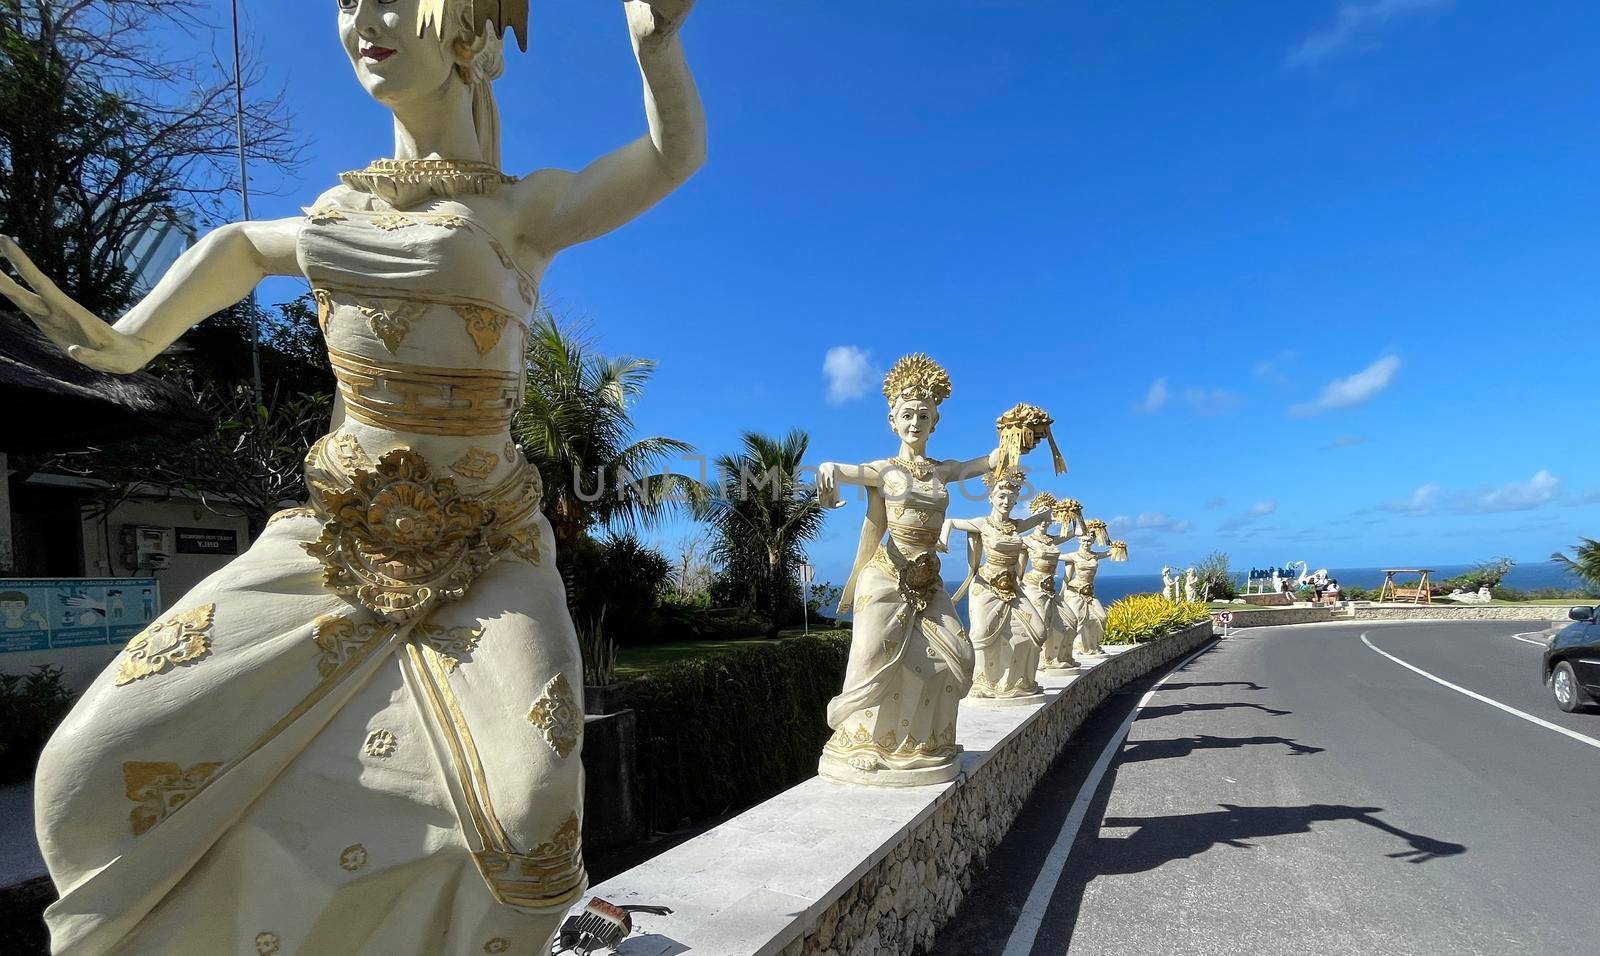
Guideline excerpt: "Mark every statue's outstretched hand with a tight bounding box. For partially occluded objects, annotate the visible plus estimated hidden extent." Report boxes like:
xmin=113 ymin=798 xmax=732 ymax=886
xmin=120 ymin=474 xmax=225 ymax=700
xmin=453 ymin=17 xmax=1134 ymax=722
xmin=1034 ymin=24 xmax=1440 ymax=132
xmin=626 ymin=0 xmax=694 ymax=47
xmin=815 ymin=462 xmax=844 ymax=510
xmin=0 ymin=237 xmax=148 ymax=373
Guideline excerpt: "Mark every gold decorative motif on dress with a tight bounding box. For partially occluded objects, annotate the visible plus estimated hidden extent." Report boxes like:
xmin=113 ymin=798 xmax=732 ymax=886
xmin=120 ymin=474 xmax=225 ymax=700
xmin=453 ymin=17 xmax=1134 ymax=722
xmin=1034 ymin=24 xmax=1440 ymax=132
xmin=826 ymin=722 xmax=958 ymax=762
xmin=453 ymin=304 xmax=511 ymax=355
xmin=419 ymin=623 xmax=484 ymax=672
xmin=312 ymin=614 xmax=389 ymax=679
xmin=330 ymin=433 xmax=371 ymax=471
xmin=255 ymin=932 xmax=282 ymax=956
xmin=339 ymin=843 xmax=369 ymax=871
xmin=363 ymin=729 xmax=398 ymax=758
xmin=475 ymin=812 xmax=585 ymax=908
xmin=504 ymin=441 xmax=520 ymax=464
xmin=359 ymin=302 xmax=425 ymax=353
xmin=123 ymin=760 xmax=223 ymax=836
xmin=484 ymin=940 xmax=510 ymax=955
xmin=451 ymin=448 xmax=500 ymax=481
xmin=267 ymin=505 xmax=317 ymax=527
xmin=115 ymin=603 xmax=217 ymax=686
xmin=420 ymin=212 xmax=471 ymax=229
xmin=325 ymin=345 xmax=522 ymax=438
xmin=312 ymin=288 xmax=335 ymax=334
xmin=527 ymin=673 xmax=581 ymax=759
xmin=305 ymin=203 xmax=347 ymax=224
xmin=371 ymin=213 xmax=418 ymax=231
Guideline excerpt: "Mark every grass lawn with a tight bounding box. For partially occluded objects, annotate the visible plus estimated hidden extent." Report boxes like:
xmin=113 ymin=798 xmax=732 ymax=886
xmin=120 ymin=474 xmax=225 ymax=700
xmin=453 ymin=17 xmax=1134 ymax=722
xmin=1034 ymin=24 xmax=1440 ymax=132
xmin=614 ymin=627 xmax=838 ymax=678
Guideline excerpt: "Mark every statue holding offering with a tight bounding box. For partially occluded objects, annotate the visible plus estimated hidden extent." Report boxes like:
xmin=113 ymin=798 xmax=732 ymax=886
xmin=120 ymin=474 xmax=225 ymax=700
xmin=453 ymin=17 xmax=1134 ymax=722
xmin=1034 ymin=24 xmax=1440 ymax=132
xmin=4 ymin=1 xmax=705 ymax=952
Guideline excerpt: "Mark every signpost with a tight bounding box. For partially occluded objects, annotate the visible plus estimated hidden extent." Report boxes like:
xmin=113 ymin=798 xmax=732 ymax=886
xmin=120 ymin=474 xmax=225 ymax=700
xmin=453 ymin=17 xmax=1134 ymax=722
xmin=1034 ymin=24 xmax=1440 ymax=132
xmin=1218 ymin=611 xmax=1234 ymax=639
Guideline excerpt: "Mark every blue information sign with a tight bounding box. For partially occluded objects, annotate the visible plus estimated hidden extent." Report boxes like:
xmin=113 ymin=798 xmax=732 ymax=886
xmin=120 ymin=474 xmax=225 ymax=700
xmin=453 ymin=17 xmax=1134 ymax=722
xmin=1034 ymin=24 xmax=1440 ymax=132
xmin=0 ymin=578 xmax=162 ymax=653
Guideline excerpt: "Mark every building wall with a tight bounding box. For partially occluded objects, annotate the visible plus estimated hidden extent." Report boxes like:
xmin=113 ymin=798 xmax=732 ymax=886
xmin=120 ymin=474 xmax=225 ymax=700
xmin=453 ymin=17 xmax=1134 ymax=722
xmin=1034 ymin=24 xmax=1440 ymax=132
xmin=80 ymin=498 xmax=252 ymax=610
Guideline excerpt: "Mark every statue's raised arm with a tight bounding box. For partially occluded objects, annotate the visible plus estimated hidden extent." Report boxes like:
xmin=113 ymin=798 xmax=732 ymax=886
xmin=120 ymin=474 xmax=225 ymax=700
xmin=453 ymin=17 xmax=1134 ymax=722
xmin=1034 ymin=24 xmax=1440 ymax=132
xmin=510 ymin=0 xmax=706 ymax=256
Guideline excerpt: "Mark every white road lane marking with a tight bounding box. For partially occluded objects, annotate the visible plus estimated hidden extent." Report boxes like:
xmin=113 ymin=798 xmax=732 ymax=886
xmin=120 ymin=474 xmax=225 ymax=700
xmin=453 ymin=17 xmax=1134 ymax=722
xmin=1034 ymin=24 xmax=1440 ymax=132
xmin=1360 ymin=633 xmax=1600 ymax=752
xmin=1001 ymin=640 xmax=1218 ymax=956
xmin=1511 ymin=633 xmax=1549 ymax=647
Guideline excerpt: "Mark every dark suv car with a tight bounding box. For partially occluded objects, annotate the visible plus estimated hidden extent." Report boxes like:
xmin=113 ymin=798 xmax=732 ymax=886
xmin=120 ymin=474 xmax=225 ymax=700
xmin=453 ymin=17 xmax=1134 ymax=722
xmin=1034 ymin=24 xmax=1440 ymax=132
xmin=1544 ymin=605 xmax=1600 ymax=713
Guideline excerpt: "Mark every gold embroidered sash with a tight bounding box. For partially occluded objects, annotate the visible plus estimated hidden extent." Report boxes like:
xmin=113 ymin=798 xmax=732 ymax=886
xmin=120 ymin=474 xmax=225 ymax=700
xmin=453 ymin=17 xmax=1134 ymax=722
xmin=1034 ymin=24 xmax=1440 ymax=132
xmin=328 ymin=345 xmax=523 ymax=437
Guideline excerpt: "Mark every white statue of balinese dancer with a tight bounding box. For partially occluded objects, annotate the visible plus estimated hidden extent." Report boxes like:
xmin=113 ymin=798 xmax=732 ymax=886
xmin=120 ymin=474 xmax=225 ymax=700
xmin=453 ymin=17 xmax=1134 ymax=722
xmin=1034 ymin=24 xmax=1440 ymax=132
xmin=945 ymin=468 xmax=1053 ymax=704
xmin=1161 ymin=565 xmax=1177 ymax=602
xmin=1 ymin=2 xmax=704 ymax=953
xmin=814 ymin=362 xmax=1061 ymax=785
xmin=1063 ymin=520 xmax=1128 ymax=657
xmin=1016 ymin=492 xmax=1083 ymax=674
xmin=1185 ymin=567 xmax=1199 ymax=603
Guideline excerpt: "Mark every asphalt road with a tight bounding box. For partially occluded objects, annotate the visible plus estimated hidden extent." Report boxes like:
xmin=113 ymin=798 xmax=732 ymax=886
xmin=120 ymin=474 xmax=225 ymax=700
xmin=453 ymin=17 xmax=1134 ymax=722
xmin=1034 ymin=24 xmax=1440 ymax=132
xmin=930 ymin=620 xmax=1600 ymax=956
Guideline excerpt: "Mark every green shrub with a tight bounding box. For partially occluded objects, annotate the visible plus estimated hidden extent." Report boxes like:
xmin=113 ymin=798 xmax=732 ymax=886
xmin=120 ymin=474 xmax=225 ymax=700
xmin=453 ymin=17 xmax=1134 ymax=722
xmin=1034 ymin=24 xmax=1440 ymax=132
xmin=0 ymin=665 xmax=75 ymax=785
xmin=1439 ymin=557 xmax=1515 ymax=593
xmin=563 ymin=531 xmax=673 ymax=645
xmin=1103 ymin=594 xmax=1211 ymax=646
xmin=1193 ymin=552 xmax=1241 ymax=601
xmin=621 ymin=631 xmax=851 ymax=832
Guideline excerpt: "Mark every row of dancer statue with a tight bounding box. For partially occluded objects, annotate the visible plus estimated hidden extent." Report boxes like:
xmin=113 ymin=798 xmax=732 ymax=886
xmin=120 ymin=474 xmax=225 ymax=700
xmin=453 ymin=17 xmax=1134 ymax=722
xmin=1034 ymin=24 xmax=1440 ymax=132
xmin=1162 ymin=565 xmax=1199 ymax=603
xmin=814 ymin=355 xmax=1127 ymax=788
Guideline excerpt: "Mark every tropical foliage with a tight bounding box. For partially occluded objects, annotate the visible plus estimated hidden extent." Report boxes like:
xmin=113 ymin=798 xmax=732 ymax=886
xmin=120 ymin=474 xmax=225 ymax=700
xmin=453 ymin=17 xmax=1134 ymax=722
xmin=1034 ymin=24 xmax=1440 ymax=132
xmin=1192 ymin=551 xmax=1241 ymax=601
xmin=1103 ymin=594 xmax=1211 ymax=646
xmin=1551 ymin=538 xmax=1600 ymax=590
xmin=701 ymin=430 xmax=826 ymax=637
xmin=513 ymin=314 xmax=702 ymax=555
xmin=1438 ymin=557 xmax=1516 ymax=594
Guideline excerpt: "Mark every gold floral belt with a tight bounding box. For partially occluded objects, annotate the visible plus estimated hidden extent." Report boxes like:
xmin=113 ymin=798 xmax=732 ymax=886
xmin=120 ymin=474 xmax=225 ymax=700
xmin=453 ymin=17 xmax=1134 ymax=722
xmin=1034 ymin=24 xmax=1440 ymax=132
xmin=1066 ymin=581 xmax=1096 ymax=599
xmin=872 ymin=545 xmax=942 ymax=611
xmin=978 ymin=568 xmax=1020 ymax=602
xmin=1023 ymin=568 xmax=1056 ymax=593
xmin=301 ymin=433 xmax=544 ymax=621
xmin=328 ymin=344 xmax=523 ymax=437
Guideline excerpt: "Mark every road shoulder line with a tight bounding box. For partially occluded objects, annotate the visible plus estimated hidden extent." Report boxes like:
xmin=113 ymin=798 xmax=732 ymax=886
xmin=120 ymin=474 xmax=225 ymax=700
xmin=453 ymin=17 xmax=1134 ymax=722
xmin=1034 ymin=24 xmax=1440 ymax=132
xmin=1000 ymin=639 xmax=1218 ymax=956
xmin=1359 ymin=632 xmax=1600 ymax=752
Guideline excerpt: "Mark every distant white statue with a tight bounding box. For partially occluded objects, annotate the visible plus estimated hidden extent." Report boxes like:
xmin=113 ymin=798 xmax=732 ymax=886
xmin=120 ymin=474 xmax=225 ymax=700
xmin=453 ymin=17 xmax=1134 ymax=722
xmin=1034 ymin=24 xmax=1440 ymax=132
xmin=1063 ymin=521 xmax=1127 ymax=657
xmin=1184 ymin=567 xmax=1198 ymax=603
xmin=1160 ymin=565 xmax=1176 ymax=602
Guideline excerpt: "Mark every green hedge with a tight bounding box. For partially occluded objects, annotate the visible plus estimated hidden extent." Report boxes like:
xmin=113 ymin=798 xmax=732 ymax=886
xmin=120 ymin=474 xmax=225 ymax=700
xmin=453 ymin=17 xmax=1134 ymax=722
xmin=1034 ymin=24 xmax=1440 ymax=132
xmin=622 ymin=630 xmax=851 ymax=832
xmin=1 ymin=666 xmax=75 ymax=785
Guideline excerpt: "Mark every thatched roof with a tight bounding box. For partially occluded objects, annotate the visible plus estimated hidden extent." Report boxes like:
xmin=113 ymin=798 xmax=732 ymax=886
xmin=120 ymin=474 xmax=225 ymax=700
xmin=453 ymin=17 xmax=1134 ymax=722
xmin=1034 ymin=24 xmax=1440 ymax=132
xmin=0 ymin=311 xmax=211 ymax=453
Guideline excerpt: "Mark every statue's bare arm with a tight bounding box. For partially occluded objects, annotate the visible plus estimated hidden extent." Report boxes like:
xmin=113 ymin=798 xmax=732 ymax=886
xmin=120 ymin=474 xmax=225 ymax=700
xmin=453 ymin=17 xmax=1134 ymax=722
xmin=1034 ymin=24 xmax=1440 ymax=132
xmin=815 ymin=460 xmax=888 ymax=508
xmin=0 ymin=218 xmax=303 ymax=374
xmin=512 ymin=0 xmax=706 ymax=257
xmin=937 ymin=449 xmax=1002 ymax=484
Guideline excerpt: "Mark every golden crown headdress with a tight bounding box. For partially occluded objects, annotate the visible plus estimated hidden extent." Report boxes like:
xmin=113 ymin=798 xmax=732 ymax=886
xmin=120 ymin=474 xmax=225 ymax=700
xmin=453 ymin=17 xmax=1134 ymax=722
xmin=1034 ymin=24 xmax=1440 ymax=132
xmin=882 ymin=354 xmax=952 ymax=407
xmin=1029 ymin=491 xmax=1057 ymax=514
xmin=983 ymin=467 xmax=1026 ymax=492
xmin=419 ymin=0 xmax=530 ymax=52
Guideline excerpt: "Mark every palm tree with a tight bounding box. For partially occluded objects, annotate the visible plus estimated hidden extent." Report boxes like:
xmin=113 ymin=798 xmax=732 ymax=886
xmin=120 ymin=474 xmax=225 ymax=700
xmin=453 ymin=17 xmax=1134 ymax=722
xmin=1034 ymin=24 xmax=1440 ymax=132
xmin=513 ymin=313 xmax=702 ymax=556
xmin=701 ymin=430 xmax=826 ymax=637
xmin=1551 ymin=537 xmax=1600 ymax=590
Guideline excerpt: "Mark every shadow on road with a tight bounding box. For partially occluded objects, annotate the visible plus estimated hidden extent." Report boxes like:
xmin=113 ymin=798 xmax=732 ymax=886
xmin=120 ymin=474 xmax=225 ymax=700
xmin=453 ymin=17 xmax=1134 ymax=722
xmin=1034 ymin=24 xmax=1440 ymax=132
xmin=1135 ymin=701 xmax=1292 ymax=720
xmin=1119 ymin=734 xmax=1325 ymax=764
xmin=1156 ymin=680 xmax=1267 ymax=692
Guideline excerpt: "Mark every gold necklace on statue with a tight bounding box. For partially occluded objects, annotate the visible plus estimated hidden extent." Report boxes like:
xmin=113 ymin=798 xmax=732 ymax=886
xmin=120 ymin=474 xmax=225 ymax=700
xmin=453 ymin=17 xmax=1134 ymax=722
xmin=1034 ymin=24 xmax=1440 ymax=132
xmin=890 ymin=455 xmax=935 ymax=481
xmin=340 ymin=158 xmax=519 ymax=206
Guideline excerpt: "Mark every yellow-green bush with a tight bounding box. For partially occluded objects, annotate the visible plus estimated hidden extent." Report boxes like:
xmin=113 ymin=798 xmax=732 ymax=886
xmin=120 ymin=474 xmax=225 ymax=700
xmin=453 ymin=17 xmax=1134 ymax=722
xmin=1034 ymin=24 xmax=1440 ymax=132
xmin=1103 ymin=594 xmax=1211 ymax=645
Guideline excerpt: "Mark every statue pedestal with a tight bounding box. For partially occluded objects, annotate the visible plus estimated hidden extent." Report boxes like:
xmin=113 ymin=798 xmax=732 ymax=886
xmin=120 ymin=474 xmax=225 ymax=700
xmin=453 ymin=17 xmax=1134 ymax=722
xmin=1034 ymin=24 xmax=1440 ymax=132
xmin=1040 ymin=664 xmax=1082 ymax=675
xmin=817 ymin=751 xmax=962 ymax=788
xmin=964 ymin=692 xmax=1046 ymax=708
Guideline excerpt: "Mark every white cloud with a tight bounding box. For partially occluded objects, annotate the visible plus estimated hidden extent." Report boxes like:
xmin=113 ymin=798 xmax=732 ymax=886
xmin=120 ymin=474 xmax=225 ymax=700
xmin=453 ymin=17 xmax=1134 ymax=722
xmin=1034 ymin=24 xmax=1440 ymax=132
xmin=1286 ymin=0 xmax=1452 ymax=68
xmin=1462 ymin=470 xmax=1562 ymax=514
xmin=1184 ymin=387 xmax=1244 ymax=416
xmin=1218 ymin=501 xmax=1278 ymax=531
xmin=822 ymin=346 xmax=878 ymax=406
xmin=1289 ymin=355 xmax=1401 ymax=417
xmin=1134 ymin=377 xmax=1170 ymax=414
xmin=1110 ymin=512 xmax=1193 ymax=535
xmin=1382 ymin=483 xmax=1440 ymax=514
xmin=1252 ymin=350 xmax=1301 ymax=386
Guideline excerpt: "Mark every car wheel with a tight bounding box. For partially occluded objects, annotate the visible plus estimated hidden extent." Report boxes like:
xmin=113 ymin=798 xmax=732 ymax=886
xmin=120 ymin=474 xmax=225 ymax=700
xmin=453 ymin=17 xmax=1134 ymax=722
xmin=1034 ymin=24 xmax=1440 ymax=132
xmin=1551 ymin=661 xmax=1583 ymax=714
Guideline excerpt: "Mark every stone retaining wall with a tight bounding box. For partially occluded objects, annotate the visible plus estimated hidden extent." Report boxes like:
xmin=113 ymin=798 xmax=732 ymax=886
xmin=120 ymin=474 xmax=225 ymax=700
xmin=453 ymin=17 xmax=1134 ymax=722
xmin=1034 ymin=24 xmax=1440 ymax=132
xmin=596 ymin=620 xmax=1217 ymax=956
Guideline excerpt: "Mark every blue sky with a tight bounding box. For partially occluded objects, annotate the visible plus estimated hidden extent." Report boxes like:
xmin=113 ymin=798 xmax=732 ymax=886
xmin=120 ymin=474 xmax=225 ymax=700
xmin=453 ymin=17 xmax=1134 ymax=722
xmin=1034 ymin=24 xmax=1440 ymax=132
xmin=200 ymin=0 xmax=1597 ymax=581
